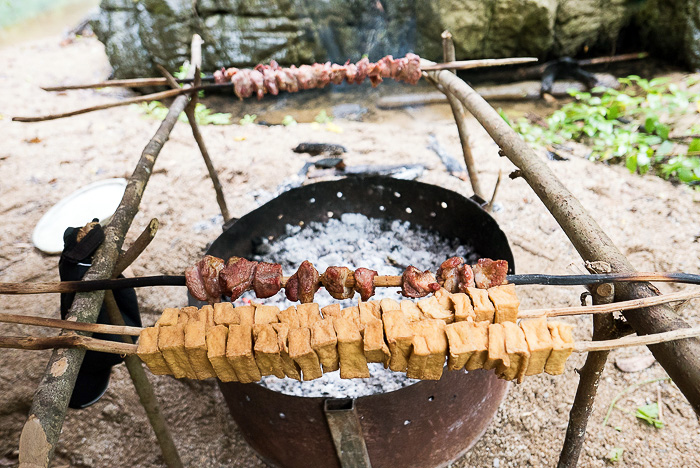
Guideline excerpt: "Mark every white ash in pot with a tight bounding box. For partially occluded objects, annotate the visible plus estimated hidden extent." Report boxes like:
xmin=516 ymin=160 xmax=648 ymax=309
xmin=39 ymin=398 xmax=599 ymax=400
xmin=248 ymin=213 xmax=475 ymax=398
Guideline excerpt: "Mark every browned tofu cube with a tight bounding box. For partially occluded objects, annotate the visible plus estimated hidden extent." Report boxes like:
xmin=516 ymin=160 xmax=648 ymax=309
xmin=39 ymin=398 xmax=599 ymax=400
xmin=136 ymin=327 xmax=171 ymax=375
xmin=500 ymin=321 xmax=530 ymax=383
xmin=382 ymin=310 xmax=414 ymax=372
xmin=179 ymin=306 xmax=200 ymax=323
xmin=545 ymin=322 xmax=574 ymax=375
xmin=297 ymin=303 xmax=322 ymax=328
xmin=452 ymin=293 xmax=475 ymax=322
xmin=359 ymin=300 xmax=382 ymax=327
xmin=158 ymin=324 xmax=197 ymax=379
xmin=255 ymin=305 xmax=280 ymax=325
xmin=205 ymin=325 xmax=238 ymax=382
xmin=201 ymin=305 xmax=216 ymax=329
xmin=321 ymin=303 xmax=341 ymax=319
xmin=434 ymin=288 xmax=455 ymax=312
xmin=409 ymin=320 xmax=447 ymax=380
xmin=226 ymin=324 xmax=262 ymax=383
xmin=489 ymin=284 xmax=520 ymax=324
xmin=399 ymin=300 xmax=423 ymax=322
xmin=254 ymin=324 xmax=285 ymax=379
xmin=406 ymin=335 xmax=429 ymax=380
xmin=278 ymin=306 xmax=301 ymax=329
xmin=156 ymin=308 xmax=179 ymax=327
xmin=288 ymin=327 xmax=323 ymax=381
xmin=445 ymin=321 xmax=491 ymax=371
xmin=363 ymin=319 xmax=390 ymax=367
xmin=339 ymin=306 xmax=361 ymax=331
xmin=311 ymin=318 xmax=339 ymax=372
xmin=273 ymin=323 xmax=301 ymax=381
xmin=185 ymin=321 xmax=217 ymax=379
xmin=467 ymin=287 xmax=496 ymax=323
xmin=417 ymin=296 xmax=454 ymax=324
xmin=484 ymin=323 xmax=509 ymax=371
xmin=236 ymin=305 xmax=255 ymax=328
xmin=213 ymin=302 xmax=239 ymax=326
xmin=520 ymin=318 xmax=553 ymax=376
xmin=380 ymin=298 xmax=401 ymax=313
xmin=334 ymin=317 xmax=370 ymax=379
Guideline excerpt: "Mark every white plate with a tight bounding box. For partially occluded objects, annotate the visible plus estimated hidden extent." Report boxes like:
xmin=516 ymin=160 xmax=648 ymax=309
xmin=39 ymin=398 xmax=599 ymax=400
xmin=32 ymin=178 xmax=127 ymax=255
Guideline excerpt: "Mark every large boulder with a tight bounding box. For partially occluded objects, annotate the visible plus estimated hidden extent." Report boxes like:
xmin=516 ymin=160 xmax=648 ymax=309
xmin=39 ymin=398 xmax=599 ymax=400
xmin=91 ymin=0 xmax=700 ymax=79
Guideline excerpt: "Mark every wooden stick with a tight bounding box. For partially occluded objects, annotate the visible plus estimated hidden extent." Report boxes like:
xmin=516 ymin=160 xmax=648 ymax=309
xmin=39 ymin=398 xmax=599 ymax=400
xmin=18 ymin=49 xmax=194 ymax=468
xmin=114 ymin=218 xmax=159 ymax=277
xmin=421 ymin=57 xmax=538 ymax=71
xmin=424 ymin=59 xmax=700 ymax=415
xmin=156 ymin=63 xmax=231 ymax=222
xmin=0 ymin=334 xmax=137 ymax=354
xmin=575 ymin=326 xmax=700 ymax=353
xmin=41 ymin=76 xmax=207 ymax=92
xmin=12 ymin=84 xmax=227 ymax=123
xmin=0 ymin=312 xmax=142 ymax=336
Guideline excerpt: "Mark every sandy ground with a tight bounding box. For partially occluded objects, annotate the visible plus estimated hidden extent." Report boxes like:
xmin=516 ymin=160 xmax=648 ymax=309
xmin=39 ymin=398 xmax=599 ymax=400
xmin=1 ymin=36 xmax=700 ymax=468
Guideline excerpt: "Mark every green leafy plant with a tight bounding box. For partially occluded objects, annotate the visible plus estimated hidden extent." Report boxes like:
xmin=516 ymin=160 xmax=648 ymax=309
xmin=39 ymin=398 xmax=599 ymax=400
xmin=314 ymin=109 xmax=333 ymax=124
xmin=606 ymin=447 xmax=624 ymax=463
xmin=132 ymin=101 xmax=231 ymax=125
xmin=282 ymin=115 xmax=298 ymax=126
xmin=502 ymin=75 xmax=700 ymax=187
xmin=239 ymin=114 xmax=257 ymax=125
xmin=635 ymin=403 xmax=664 ymax=428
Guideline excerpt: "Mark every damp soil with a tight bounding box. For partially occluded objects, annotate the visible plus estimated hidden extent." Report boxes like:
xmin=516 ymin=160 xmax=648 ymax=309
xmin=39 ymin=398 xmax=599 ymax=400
xmin=1 ymin=36 xmax=699 ymax=468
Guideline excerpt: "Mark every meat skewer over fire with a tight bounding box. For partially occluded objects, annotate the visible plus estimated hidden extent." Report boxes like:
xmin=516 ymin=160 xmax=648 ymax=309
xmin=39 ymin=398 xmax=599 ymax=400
xmin=185 ymin=256 xmax=509 ymax=304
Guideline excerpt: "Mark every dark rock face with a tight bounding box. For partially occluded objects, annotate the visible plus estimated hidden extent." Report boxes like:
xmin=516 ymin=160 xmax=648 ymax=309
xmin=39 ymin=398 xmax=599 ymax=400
xmin=91 ymin=0 xmax=700 ymax=79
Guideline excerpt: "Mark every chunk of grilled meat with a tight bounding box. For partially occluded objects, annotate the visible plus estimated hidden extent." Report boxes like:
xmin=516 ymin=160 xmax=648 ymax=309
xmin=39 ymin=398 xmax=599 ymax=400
xmin=354 ymin=267 xmax=378 ymax=301
xmin=472 ymin=258 xmax=508 ymax=289
xmin=285 ymin=260 xmax=320 ymax=303
xmin=185 ymin=255 xmax=225 ymax=303
xmin=253 ymin=262 xmax=283 ymax=298
xmin=401 ymin=266 xmax=440 ymax=298
xmin=322 ymin=266 xmax=355 ymax=300
xmin=220 ymin=257 xmax=258 ymax=301
xmin=436 ymin=256 xmax=464 ymax=293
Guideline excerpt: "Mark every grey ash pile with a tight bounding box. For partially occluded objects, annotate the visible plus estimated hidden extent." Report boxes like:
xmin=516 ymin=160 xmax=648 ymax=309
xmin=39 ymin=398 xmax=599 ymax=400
xmin=251 ymin=213 xmax=475 ymax=398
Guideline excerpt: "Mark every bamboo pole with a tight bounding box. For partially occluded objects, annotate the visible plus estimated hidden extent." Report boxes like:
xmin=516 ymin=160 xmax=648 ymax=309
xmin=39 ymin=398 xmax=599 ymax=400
xmin=18 ymin=57 xmax=194 ymax=468
xmin=423 ymin=59 xmax=700 ymax=414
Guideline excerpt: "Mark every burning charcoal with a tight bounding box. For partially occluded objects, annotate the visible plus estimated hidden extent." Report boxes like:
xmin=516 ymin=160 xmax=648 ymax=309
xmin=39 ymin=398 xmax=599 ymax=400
xmin=436 ymin=256 xmax=464 ymax=293
xmin=472 ymin=258 xmax=509 ymax=288
xmin=401 ymin=266 xmax=440 ymax=298
xmin=322 ymin=266 xmax=355 ymax=300
xmin=253 ymin=262 xmax=283 ymax=298
xmin=219 ymin=257 xmax=258 ymax=301
xmin=185 ymin=255 xmax=225 ymax=303
xmin=354 ymin=267 xmax=378 ymax=301
xmin=297 ymin=260 xmax=320 ymax=303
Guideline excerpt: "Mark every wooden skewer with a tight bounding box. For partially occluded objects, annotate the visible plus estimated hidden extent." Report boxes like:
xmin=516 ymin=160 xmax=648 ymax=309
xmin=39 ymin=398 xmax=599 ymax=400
xmin=3 ymin=287 xmax=699 ymax=338
xmin=3 ymin=325 xmax=699 ymax=356
xmin=421 ymin=57 xmax=538 ymax=71
xmin=2 ymin=271 xmax=700 ymax=295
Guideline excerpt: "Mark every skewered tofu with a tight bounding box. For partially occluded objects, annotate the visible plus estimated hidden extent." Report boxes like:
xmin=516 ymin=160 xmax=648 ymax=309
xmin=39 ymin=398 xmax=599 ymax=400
xmin=399 ymin=300 xmax=423 ymax=322
xmin=206 ymin=325 xmax=238 ymax=382
xmin=213 ymin=302 xmax=239 ymax=326
xmin=484 ymin=323 xmax=509 ymax=371
xmin=201 ymin=305 xmax=216 ymax=328
xmin=255 ymin=305 xmax=280 ymax=325
xmin=467 ymin=287 xmax=496 ymax=323
xmin=321 ymin=303 xmax=341 ymax=319
xmin=158 ymin=324 xmax=197 ymax=379
xmin=489 ymin=284 xmax=520 ymax=323
xmin=339 ymin=306 xmax=362 ymax=331
xmin=545 ymin=322 xmax=575 ymax=375
xmin=445 ymin=320 xmax=489 ymax=371
xmin=236 ymin=305 xmax=255 ymax=328
xmin=359 ymin=301 xmax=382 ymax=331
xmin=452 ymin=293 xmax=475 ymax=322
xmin=297 ymin=303 xmax=322 ymax=328
xmin=520 ymin=318 xmax=553 ymax=376
xmin=288 ymin=327 xmax=323 ymax=381
xmin=417 ymin=296 xmax=454 ymax=324
xmin=434 ymin=288 xmax=454 ymax=313
xmin=254 ymin=323 xmax=286 ymax=378
xmin=179 ymin=306 xmax=200 ymax=323
xmin=380 ymin=298 xmax=401 ymax=313
xmin=156 ymin=308 xmax=179 ymax=327
xmin=136 ymin=327 xmax=171 ymax=375
xmin=382 ymin=309 xmax=414 ymax=372
xmin=278 ymin=306 xmax=301 ymax=329
xmin=500 ymin=321 xmax=530 ymax=383
xmin=407 ymin=319 xmax=447 ymax=380
xmin=185 ymin=321 xmax=217 ymax=379
xmin=363 ymin=318 xmax=390 ymax=367
xmin=226 ymin=324 xmax=261 ymax=383
xmin=273 ymin=323 xmax=301 ymax=381
xmin=334 ymin=317 xmax=370 ymax=379
xmin=311 ymin=318 xmax=339 ymax=372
